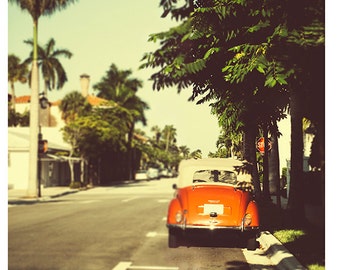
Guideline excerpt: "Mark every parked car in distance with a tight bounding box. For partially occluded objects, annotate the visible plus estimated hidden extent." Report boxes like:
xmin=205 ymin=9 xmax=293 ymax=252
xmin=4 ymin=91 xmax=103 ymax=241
xmin=146 ymin=168 xmax=160 ymax=180
xmin=135 ymin=170 xmax=148 ymax=181
xmin=159 ymin=168 xmax=173 ymax=178
xmin=166 ymin=158 xmax=259 ymax=250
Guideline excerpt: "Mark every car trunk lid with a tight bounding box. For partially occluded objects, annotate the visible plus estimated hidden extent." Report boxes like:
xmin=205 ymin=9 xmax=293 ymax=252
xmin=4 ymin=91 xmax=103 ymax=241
xmin=183 ymin=184 xmax=244 ymax=227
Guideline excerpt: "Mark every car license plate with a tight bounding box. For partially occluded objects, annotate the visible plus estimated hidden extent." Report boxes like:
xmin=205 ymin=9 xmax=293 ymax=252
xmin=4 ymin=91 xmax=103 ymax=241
xmin=203 ymin=204 xmax=224 ymax=215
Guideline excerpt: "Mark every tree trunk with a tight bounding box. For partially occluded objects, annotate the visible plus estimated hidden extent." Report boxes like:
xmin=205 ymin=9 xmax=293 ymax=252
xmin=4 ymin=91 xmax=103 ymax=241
xmin=243 ymin=122 xmax=261 ymax=201
xmin=10 ymin=82 xmax=16 ymax=111
xmin=268 ymin=124 xmax=281 ymax=208
xmin=27 ymin=19 xmax=40 ymax=198
xmin=262 ymin=126 xmax=270 ymax=202
xmin=287 ymin=86 xmax=305 ymax=224
xmin=68 ymin=159 xmax=75 ymax=185
xmin=127 ymin=123 xmax=135 ymax=180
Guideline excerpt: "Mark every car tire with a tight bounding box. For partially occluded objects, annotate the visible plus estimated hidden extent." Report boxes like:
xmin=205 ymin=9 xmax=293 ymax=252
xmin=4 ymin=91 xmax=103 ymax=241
xmin=168 ymin=229 xmax=180 ymax=248
xmin=246 ymin=237 xmax=259 ymax=251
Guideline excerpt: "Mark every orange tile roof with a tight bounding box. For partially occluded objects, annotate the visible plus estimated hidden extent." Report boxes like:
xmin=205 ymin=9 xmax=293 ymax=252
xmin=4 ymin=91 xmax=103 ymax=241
xmin=86 ymin=95 xmax=107 ymax=106
xmin=14 ymin=95 xmax=107 ymax=107
xmin=15 ymin=95 xmax=31 ymax=103
xmin=51 ymin=100 xmax=61 ymax=106
xmin=133 ymin=133 xmax=149 ymax=143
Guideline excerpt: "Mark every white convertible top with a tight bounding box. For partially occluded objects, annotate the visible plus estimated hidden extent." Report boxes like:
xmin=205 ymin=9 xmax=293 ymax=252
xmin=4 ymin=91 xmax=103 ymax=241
xmin=177 ymin=158 xmax=252 ymax=188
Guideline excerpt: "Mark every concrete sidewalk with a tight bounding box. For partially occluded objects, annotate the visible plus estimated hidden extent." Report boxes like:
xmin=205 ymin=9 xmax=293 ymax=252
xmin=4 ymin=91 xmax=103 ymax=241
xmin=8 ymin=187 xmax=307 ymax=269
xmin=8 ymin=186 xmax=80 ymax=204
xmin=257 ymin=231 xmax=307 ymax=270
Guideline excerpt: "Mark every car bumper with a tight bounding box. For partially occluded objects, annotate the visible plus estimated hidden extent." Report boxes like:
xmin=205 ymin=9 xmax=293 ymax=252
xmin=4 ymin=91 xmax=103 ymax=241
xmin=167 ymin=223 xmax=260 ymax=232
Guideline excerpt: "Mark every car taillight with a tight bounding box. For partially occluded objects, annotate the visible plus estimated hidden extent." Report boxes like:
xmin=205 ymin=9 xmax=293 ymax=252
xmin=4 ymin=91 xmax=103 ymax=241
xmin=175 ymin=211 xmax=183 ymax=223
xmin=243 ymin=213 xmax=252 ymax=226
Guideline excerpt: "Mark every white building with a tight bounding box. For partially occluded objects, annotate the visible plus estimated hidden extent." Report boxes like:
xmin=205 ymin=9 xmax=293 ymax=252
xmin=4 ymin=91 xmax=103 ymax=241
xmin=8 ymin=74 xmax=104 ymax=190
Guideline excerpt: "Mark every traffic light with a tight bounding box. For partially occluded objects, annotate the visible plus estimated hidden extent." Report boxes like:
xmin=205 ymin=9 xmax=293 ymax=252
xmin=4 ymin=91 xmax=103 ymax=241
xmin=38 ymin=139 xmax=48 ymax=154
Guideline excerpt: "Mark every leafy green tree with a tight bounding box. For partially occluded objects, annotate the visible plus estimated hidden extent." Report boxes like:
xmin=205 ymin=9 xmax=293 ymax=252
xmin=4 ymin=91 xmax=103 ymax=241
xmin=62 ymin=104 xmax=132 ymax=185
xmin=24 ymin=38 xmax=73 ymax=96
xmin=8 ymin=109 xmax=30 ymax=127
xmin=62 ymin=106 xmax=131 ymax=157
xmin=142 ymin=0 xmax=324 ymax=218
xmin=93 ymin=63 xmax=149 ymax=179
xmin=8 ymin=54 xmax=29 ymax=111
xmin=59 ymin=91 xmax=91 ymax=185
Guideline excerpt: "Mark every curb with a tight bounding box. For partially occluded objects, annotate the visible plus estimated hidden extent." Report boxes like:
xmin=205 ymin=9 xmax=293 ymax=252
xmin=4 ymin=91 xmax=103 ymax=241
xmin=258 ymin=231 xmax=307 ymax=270
xmin=47 ymin=189 xmax=80 ymax=199
xmin=8 ymin=189 xmax=81 ymax=205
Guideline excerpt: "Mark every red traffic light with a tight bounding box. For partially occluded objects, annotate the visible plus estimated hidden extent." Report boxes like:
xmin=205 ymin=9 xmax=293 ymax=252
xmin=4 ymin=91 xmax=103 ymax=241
xmin=38 ymin=139 xmax=48 ymax=154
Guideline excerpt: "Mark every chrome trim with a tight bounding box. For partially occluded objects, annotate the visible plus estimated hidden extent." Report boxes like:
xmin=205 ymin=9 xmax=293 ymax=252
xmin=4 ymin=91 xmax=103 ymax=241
xmin=167 ymin=223 xmax=259 ymax=231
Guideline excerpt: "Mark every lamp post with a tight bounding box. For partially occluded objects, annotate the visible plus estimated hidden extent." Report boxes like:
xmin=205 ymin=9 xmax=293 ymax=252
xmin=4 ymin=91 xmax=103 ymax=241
xmin=37 ymin=126 xmax=48 ymax=198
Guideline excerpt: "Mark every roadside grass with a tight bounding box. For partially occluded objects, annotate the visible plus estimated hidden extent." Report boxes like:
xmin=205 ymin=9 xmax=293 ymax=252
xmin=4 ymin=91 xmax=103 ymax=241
xmin=259 ymin=200 xmax=325 ymax=270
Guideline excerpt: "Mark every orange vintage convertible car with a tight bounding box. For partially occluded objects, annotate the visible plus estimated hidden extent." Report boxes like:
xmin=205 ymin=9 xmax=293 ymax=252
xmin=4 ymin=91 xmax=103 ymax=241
xmin=166 ymin=158 xmax=260 ymax=250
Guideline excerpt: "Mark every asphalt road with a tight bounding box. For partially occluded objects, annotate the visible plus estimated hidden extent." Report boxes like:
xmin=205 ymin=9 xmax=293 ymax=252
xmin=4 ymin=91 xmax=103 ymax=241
xmin=8 ymin=178 xmax=274 ymax=270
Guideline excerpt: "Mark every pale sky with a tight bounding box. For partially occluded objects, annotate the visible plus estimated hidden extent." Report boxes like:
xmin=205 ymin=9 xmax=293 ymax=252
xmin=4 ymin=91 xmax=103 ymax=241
xmin=7 ymin=0 xmax=221 ymax=157
xmin=5 ymin=0 xmax=309 ymax=166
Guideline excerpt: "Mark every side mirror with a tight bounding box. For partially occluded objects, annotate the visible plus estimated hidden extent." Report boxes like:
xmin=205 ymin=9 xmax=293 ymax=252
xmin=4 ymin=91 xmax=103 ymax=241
xmin=172 ymin=183 xmax=177 ymax=190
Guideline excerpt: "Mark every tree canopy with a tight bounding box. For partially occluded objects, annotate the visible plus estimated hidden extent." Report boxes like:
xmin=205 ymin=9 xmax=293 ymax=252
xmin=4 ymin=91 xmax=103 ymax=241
xmin=141 ymin=0 xmax=324 ymax=211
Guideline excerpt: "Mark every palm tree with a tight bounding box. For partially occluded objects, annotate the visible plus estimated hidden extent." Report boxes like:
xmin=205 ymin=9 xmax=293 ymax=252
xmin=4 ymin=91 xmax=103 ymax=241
xmin=9 ymin=0 xmax=78 ymax=197
xmin=93 ymin=64 xmax=143 ymax=101
xmin=179 ymin=145 xmax=190 ymax=159
xmin=190 ymin=149 xmax=202 ymax=159
xmin=162 ymin=125 xmax=177 ymax=152
xmin=93 ymin=64 xmax=149 ymax=143
xmin=59 ymin=91 xmax=91 ymax=123
xmin=151 ymin=125 xmax=162 ymax=144
xmin=24 ymin=38 xmax=73 ymax=96
xmin=8 ymin=54 xmax=29 ymax=111
xmin=93 ymin=63 xmax=149 ymax=179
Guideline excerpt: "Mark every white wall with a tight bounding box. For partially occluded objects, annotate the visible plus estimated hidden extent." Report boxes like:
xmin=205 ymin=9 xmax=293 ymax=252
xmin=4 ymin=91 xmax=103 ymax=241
xmin=8 ymin=151 xmax=29 ymax=189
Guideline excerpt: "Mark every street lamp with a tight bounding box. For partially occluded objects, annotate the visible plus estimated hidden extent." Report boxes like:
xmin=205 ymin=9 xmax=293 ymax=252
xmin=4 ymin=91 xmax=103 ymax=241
xmin=39 ymin=93 xmax=49 ymax=109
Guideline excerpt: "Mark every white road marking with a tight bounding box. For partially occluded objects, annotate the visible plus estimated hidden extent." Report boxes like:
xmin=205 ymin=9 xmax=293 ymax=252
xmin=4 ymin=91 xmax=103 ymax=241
xmin=146 ymin=231 xmax=168 ymax=237
xmin=146 ymin=231 xmax=158 ymax=237
xmin=157 ymin=199 xmax=169 ymax=203
xmin=112 ymin=262 xmax=179 ymax=270
xmin=128 ymin=266 xmax=179 ymax=270
xmin=122 ymin=197 xmax=139 ymax=203
xmin=112 ymin=261 xmax=132 ymax=270
xmin=79 ymin=200 xmax=100 ymax=204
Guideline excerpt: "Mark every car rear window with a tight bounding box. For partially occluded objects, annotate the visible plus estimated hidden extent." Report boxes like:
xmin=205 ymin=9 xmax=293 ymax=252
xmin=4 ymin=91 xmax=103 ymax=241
xmin=193 ymin=170 xmax=238 ymax=185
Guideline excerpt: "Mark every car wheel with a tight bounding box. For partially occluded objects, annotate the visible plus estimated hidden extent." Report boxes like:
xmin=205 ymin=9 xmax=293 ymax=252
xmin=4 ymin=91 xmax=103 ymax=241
xmin=246 ymin=237 xmax=259 ymax=251
xmin=168 ymin=229 xmax=180 ymax=248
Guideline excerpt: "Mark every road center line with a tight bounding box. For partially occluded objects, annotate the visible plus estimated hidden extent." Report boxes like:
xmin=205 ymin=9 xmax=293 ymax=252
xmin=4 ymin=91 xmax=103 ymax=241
xmin=122 ymin=197 xmax=139 ymax=203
